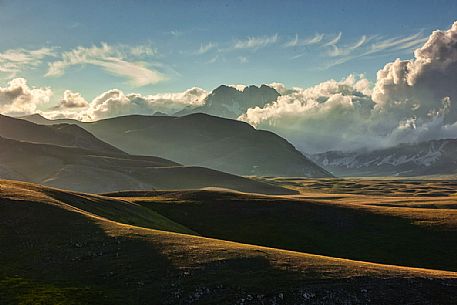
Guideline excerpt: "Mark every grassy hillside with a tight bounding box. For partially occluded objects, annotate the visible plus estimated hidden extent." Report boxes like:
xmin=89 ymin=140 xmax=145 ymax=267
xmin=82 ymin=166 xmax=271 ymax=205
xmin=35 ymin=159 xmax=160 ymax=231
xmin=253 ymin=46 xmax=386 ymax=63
xmin=118 ymin=185 xmax=457 ymax=272
xmin=0 ymin=180 xmax=194 ymax=234
xmin=1 ymin=180 xmax=456 ymax=304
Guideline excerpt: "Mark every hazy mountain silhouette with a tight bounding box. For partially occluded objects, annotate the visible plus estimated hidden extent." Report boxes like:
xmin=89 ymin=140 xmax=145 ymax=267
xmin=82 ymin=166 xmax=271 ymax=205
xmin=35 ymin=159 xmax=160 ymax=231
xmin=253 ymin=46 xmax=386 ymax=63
xmin=1 ymin=114 xmax=123 ymax=155
xmin=0 ymin=135 xmax=295 ymax=194
xmin=176 ymin=84 xmax=280 ymax=119
xmin=311 ymin=138 xmax=457 ymax=177
xmin=30 ymin=113 xmax=330 ymax=177
xmin=19 ymin=113 xmax=80 ymax=125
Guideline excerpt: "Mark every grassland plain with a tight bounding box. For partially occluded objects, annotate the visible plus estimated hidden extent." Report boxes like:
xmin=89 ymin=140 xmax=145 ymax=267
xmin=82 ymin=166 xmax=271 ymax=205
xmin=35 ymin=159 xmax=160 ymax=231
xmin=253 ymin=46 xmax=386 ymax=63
xmin=1 ymin=180 xmax=457 ymax=304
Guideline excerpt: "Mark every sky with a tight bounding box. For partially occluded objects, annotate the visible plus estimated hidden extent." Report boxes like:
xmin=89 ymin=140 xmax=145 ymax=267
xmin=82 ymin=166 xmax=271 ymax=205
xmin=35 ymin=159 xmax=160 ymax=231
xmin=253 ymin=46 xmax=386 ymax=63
xmin=0 ymin=0 xmax=456 ymax=99
xmin=1 ymin=0 xmax=457 ymax=153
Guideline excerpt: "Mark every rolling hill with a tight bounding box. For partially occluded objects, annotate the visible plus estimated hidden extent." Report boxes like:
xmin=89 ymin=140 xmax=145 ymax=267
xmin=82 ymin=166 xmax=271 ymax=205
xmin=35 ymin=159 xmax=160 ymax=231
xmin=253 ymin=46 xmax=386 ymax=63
xmin=23 ymin=113 xmax=331 ymax=178
xmin=1 ymin=180 xmax=456 ymax=305
xmin=311 ymin=138 xmax=457 ymax=177
xmin=0 ymin=136 xmax=294 ymax=195
xmin=113 ymin=186 xmax=457 ymax=272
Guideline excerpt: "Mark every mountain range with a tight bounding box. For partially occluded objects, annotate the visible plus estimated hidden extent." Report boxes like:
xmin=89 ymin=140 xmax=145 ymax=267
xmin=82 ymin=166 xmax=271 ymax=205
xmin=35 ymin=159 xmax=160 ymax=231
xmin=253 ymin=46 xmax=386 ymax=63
xmin=0 ymin=136 xmax=295 ymax=194
xmin=0 ymin=114 xmax=122 ymax=154
xmin=311 ymin=138 xmax=457 ymax=177
xmin=23 ymin=113 xmax=331 ymax=178
xmin=0 ymin=114 xmax=298 ymax=194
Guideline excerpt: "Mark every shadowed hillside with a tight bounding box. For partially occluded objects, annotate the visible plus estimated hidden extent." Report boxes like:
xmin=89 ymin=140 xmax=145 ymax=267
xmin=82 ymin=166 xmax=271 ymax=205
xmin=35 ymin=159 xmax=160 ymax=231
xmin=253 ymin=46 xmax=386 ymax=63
xmin=0 ymin=114 xmax=122 ymax=154
xmin=0 ymin=137 xmax=294 ymax=195
xmin=1 ymin=180 xmax=456 ymax=305
xmin=22 ymin=113 xmax=331 ymax=178
xmin=112 ymin=187 xmax=457 ymax=272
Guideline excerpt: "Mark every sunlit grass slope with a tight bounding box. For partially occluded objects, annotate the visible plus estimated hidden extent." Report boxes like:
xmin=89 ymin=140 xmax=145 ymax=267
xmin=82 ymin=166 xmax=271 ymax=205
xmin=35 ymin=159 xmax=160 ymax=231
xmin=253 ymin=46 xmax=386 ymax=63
xmin=118 ymin=185 xmax=457 ymax=272
xmin=1 ymin=180 xmax=456 ymax=304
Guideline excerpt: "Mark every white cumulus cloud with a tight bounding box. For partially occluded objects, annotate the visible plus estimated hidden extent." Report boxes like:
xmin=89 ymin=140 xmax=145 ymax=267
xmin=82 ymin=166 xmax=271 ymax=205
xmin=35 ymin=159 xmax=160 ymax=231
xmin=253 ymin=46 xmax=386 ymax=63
xmin=42 ymin=87 xmax=208 ymax=121
xmin=240 ymin=75 xmax=375 ymax=152
xmin=53 ymin=90 xmax=90 ymax=109
xmin=240 ymin=21 xmax=457 ymax=153
xmin=0 ymin=78 xmax=52 ymax=116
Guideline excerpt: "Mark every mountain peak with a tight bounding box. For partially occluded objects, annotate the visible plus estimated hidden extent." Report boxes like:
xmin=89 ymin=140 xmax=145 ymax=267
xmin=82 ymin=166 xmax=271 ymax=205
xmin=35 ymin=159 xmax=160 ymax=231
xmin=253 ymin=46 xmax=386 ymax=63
xmin=23 ymin=113 xmax=46 ymax=119
xmin=177 ymin=84 xmax=280 ymax=119
xmin=213 ymin=84 xmax=239 ymax=94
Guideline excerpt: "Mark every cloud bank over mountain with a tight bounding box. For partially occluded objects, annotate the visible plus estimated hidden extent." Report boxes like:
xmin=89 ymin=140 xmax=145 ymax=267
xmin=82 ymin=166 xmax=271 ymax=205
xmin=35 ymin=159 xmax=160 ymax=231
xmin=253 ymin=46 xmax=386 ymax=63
xmin=239 ymin=75 xmax=375 ymax=153
xmin=41 ymin=87 xmax=208 ymax=121
xmin=0 ymin=78 xmax=52 ymax=116
xmin=241 ymin=21 xmax=457 ymax=153
xmin=1 ymin=21 xmax=457 ymax=153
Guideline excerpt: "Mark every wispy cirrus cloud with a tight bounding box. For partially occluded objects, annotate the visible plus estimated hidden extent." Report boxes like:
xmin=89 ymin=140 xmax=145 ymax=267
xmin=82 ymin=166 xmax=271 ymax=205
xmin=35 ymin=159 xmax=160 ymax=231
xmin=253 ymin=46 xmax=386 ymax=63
xmin=0 ymin=47 xmax=55 ymax=78
xmin=327 ymin=35 xmax=374 ymax=57
xmin=193 ymin=35 xmax=278 ymax=63
xmin=232 ymin=34 xmax=278 ymax=50
xmin=194 ymin=42 xmax=218 ymax=55
xmin=285 ymin=30 xmax=427 ymax=67
xmin=206 ymin=54 xmax=225 ymax=64
xmin=288 ymin=33 xmax=342 ymax=59
xmin=368 ymin=32 xmax=426 ymax=53
xmin=46 ymin=43 xmax=165 ymax=86
xmin=284 ymin=33 xmax=324 ymax=47
xmin=322 ymin=32 xmax=342 ymax=47
xmin=323 ymin=31 xmax=427 ymax=68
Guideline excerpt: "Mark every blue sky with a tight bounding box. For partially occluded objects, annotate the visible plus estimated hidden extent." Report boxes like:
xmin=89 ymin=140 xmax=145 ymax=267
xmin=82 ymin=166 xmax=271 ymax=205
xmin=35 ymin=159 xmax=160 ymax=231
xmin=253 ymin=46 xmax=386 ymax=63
xmin=0 ymin=0 xmax=456 ymax=101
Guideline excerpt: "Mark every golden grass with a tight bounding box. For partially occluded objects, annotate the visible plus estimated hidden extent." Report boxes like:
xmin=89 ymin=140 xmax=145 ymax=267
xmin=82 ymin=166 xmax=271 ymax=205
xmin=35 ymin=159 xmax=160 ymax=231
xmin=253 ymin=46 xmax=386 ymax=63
xmin=100 ymin=219 xmax=457 ymax=280
xmin=2 ymin=179 xmax=456 ymax=280
xmin=255 ymin=177 xmax=457 ymax=229
xmin=2 ymin=179 xmax=457 ymax=304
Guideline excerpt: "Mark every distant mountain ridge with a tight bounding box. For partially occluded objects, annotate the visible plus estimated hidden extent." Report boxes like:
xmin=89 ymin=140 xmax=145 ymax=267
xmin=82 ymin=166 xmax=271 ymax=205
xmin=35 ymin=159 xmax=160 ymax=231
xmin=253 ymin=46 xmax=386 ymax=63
xmin=176 ymin=84 xmax=280 ymax=119
xmin=311 ymin=138 xmax=457 ymax=177
xmin=0 ymin=135 xmax=295 ymax=195
xmin=0 ymin=114 xmax=123 ymax=155
xmin=24 ymin=113 xmax=331 ymax=178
